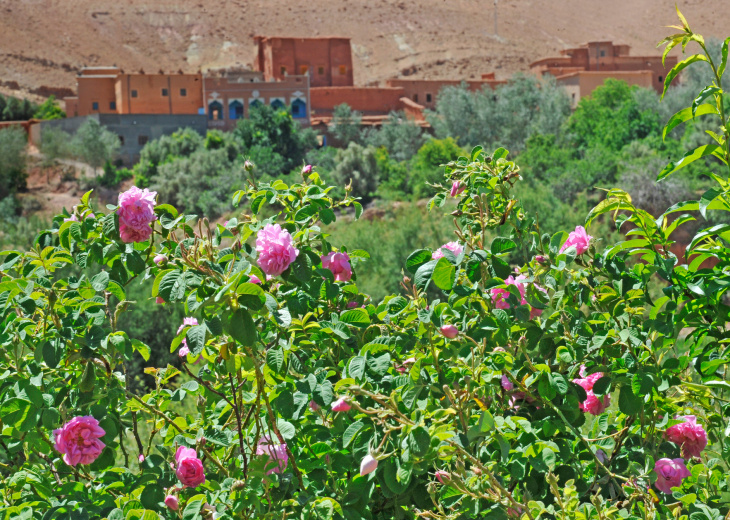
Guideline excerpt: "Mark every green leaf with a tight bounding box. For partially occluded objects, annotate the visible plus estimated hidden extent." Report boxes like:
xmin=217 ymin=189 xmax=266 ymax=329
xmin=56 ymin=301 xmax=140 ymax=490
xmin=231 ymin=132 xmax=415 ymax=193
xmin=186 ymin=325 xmax=207 ymax=356
xmin=125 ymin=251 xmax=146 ymax=275
xmin=691 ymin=86 xmax=722 ymax=117
xmin=277 ymin=419 xmax=296 ymax=440
xmin=663 ymin=104 xmax=718 ymax=140
xmin=490 ymin=237 xmax=516 ymax=255
xmin=662 ymin=54 xmax=708 ymax=99
xmin=408 ymin=426 xmax=430 ymax=456
xmin=405 ymin=249 xmax=432 ymax=273
xmin=719 ymin=36 xmax=730 ymax=78
xmin=340 ymin=308 xmax=370 ymax=327
xmin=658 ymin=145 xmax=722 ymax=181
xmin=432 ymin=257 xmax=455 ymax=291
xmin=343 ymin=420 xmax=365 ymax=448
xmin=236 ymin=282 xmax=266 ymax=310
xmin=227 ymin=308 xmax=257 ymax=347
xmin=414 ymin=259 xmax=437 ymax=290
xmin=618 ymin=385 xmax=642 ymax=416
xmin=267 ymin=348 xmax=284 ymax=373
xmin=182 ymin=498 xmax=204 ymax=520
xmin=348 ymin=356 xmax=366 ymax=380
xmin=158 ymin=270 xmax=186 ymax=302
xmin=0 ymin=399 xmax=32 ymax=427
xmin=353 ymin=202 xmax=363 ymax=220
xmin=91 ymin=271 xmax=110 ymax=292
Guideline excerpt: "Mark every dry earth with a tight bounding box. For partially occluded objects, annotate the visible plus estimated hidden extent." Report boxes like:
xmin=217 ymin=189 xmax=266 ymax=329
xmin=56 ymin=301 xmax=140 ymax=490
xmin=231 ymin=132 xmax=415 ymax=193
xmin=1 ymin=0 xmax=729 ymax=100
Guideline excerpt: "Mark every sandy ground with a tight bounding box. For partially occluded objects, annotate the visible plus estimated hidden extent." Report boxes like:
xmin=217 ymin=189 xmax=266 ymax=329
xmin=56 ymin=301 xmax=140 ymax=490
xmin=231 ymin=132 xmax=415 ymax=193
xmin=0 ymin=0 xmax=728 ymax=99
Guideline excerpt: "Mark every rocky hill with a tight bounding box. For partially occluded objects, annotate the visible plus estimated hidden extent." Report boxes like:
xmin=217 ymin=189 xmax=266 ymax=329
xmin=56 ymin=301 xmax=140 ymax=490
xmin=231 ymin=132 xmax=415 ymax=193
xmin=0 ymin=0 xmax=727 ymax=99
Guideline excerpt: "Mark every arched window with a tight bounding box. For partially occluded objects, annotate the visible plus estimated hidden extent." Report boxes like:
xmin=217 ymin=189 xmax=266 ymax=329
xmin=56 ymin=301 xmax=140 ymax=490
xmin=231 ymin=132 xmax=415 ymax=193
xmin=271 ymin=98 xmax=285 ymax=111
xmin=229 ymin=100 xmax=244 ymax=120
xmin=249 ymin=99 xmax=263 ymax=110
xmin=208 ymin=100 xmax=223 ymax=120
xmin=291 ymin=98 xmax=307 ymax=119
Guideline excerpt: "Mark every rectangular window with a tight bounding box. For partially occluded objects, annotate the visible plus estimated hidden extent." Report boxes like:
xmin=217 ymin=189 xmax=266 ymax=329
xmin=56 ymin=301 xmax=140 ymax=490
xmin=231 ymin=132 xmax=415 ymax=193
xmin=280 ymin=66 xmax=287 ymax=75
xmin=161 ymin=88 xmax=169 ymax=97
xmin=131 ymin=90 xmax=138 ymax=98
xmin=426 ymin=93 xmax=432 ymax=103
xmin=138 ymin=135 xmax=149 ymax=146
xmin=600 ymin=50 xmax=606 ymax=57
xmin=92 ymin=102 xmax=99 ymax=111
xmin=300 ymin=65 xmax=309 ymax=75
xmin=339 ymin=65 xmax=347 ymax=76
xmin=318 ymin=66 xmax=325 ymax=75
xmin=413 ymin=94 xmax=418 ymax=103
xmin=109 ymin=101 xmax=116 ymax=110
xmin=180 ymin=88 xmax=187 ymax=97
xmin=118 ymin=135 xmax=125 ymax=145
xmin=658 ymin=75 xmax=663 ymax=83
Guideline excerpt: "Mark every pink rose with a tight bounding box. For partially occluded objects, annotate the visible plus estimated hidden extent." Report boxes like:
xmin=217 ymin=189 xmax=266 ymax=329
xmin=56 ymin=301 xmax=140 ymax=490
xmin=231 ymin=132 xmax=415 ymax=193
xmin=501 ymin=375 xmax=514 ymax=391
xmin=490 ymin=274 xmax=546 ymax=319
xmin=177 ymin=317 xmax=199 ymax=358
xmin=432 ymin=241 xmax=464 ymax=260
xmin=321 ymin=252 xmax=352 ymax=282
xmin=440 ymin=324 xmax=458 ymax=339
xmin=360 ymin=454 xmax=378 ymax=476
xmin=175 ymin=446 xmax=205 ymax=488
xmin=665 ymin=415 xmax=707 ymax=459
xmin=117 ymin=186 xmax=157 ymax=243
xmin=654 ymin=458 xmax=690 ymax=494
xmin=331 ymin=398 xmax=352 ymax=412
xmin=156 ymin=296 xmax=165 ymax=304
xmin=559 ymin=226 xmax=592 ymax=255
xmin=535 ymin=255 xmax=549 ymax=264
xmin=309 ymin=400 xmax=320 ymax=411
xmin=164 ymin=495 xmax=179 ymax=510
xmin=64 ymin=214 xmax=79 ymax=223
xmin=153 ymin=254 xmax=167 ymax=265
xmin=53 ymin=416 xmax=106 ymax=466
xmin=302 ymin=164 xmax=313 ymax=175
xmin=450 ymin=181 xmax=466 ymax=197
xmin=256 ymin=435 xmax=288 ymax=475
xmin=138 ymin=454 xmax=145 ymax=462
xmin=572 ymin=369 xmax=610 ymax=415
xmin=248 ymin=274 xmax=262 ymax=284
xmin=256 ymin=224 xmax=299 ymax=276
xmin=119 ymin=223 xmax=153 ymax=243
xmin=435 ymin=470 xmax=450 ymax=483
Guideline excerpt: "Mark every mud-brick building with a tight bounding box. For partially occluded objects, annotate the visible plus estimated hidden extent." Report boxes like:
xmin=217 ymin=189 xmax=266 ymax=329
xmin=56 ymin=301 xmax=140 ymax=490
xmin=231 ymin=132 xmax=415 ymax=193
xmin=531 ymin=41 xmax=677 ymax=106
xmin=204 ymin=69 xmax=310 ymax=131
xmin=63 ymin=67 xmax=204 ymax=117
xmin=254 ymin=36 xmax=354 ymax=87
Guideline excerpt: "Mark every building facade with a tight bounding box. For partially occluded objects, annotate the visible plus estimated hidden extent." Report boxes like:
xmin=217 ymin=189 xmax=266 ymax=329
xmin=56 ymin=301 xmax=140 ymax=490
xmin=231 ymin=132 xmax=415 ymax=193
xmin=530 ymin=41 xmax=676 ymax=94
xmin=385 ymin=74 xmax=505 ymax=109
xmin=556 ymin=70 xmax=654 ymax=108
xmin=254 ymin=37 xmax=354 ymax=87
xmin=204 ymin=70 xmax=310 ymax=131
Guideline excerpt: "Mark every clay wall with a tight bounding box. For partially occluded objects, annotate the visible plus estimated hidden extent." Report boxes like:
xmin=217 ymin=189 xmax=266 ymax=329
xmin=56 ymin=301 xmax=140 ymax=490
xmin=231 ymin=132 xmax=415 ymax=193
xmin=310 ymin=87 xmax=405 ymax=116
xmin=385 ymin=78 xmax=504 ymax=109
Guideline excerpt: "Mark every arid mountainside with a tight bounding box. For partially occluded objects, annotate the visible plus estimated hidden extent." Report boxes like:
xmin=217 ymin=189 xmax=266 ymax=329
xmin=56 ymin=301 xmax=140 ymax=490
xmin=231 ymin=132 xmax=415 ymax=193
xmin=0 ymin=0 xmax=728 ymax=99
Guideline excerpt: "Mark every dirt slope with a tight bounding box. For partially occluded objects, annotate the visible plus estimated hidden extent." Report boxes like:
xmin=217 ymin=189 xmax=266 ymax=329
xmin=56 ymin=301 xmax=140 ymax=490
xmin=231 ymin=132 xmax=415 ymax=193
xmin=0 ymin=0 xmax=728 ymax=98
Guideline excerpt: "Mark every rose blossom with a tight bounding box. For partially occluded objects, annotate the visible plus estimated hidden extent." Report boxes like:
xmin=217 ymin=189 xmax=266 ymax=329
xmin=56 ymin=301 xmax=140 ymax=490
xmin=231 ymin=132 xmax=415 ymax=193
xmin=164 ymin=495 xmax=179 ymax=510
xmin=490 ymin=274 xmax=546 ymax=319
xmin=138 ymin=454 xmax=145 ymax=462
xmin=432 ymin=241 xmax=464 ymax=260
xmin=321 ymin=252 xmax=352 ymax=282
xmin=665 ymin=415 xmax=707 ymax=459
xmin=153 ymin=254 xmax=167 ymax=265
xmin=156 ymin=296 xmax=165 ymax=304
xmin=450 ymin=180 xmax=466 ymax=197
xmin=53 ymin=416 xmax=106 ymax=466
xmin=255 ymin=224 xmax=299 ymax=276
xmin=360 ymin=454 xmax=378 ymax=476
xmin=177 ymin=317 xmax=200 ymax=360
xmin=435 ymin=470 xmax=450 ymax=483
xmin=309 ymin=400 xmax=320 ymax=411
xmin=654 ymin=458 xmax=690 ymax=494
xmin=117 ymin=186 xmax=157 ymax=243
xmin=301 ymin=164 xmax=313 ymax=175
xmin=331 ymin=398 xmax=352 ymax=412
xmin=175 ymin=446 xmax=205 ymax=488
xmin=559 ymin=226 xmax=593 ymax=255
xmin=248 ymin=274 xmax=262 ymax=284
xmin=440 ymin=324 xmax=458 ymax=339
xmin=256 ymin=435 xmax=288 ymax=475
xmin=573 ymin=369 xmax=610 ymax=415
xmin=501 ymin=375 xmax=514 ymax=391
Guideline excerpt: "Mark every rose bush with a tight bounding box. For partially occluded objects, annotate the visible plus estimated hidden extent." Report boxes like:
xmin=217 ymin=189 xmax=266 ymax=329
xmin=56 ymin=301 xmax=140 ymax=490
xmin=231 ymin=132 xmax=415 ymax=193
xmin=0 ymin=9 xmax=729 ymax=520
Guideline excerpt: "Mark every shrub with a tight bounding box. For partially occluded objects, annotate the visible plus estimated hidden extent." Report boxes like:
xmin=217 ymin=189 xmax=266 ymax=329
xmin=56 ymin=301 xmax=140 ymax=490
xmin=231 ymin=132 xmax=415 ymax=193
xmin=1 ymin=10 xmax=730 ymax=520
xmin=0 ymin=126 xmax=28 ymax=199
xmin=71 ymin=118 xmax=120 ymax=171
xmin=363 ymin=111 xmax=425 ymax=162
xmin=34 ymin=96 xmax=66 ymax=120
xmin=408 ymin=137 xmax=466 ymax=198
xmin=40 ymin=126 xmax=72 ymax=167
xmin=330 ymin=142 xmax=380 ymax=201
xmin=329 ymin=103 xmax=363 ymax=145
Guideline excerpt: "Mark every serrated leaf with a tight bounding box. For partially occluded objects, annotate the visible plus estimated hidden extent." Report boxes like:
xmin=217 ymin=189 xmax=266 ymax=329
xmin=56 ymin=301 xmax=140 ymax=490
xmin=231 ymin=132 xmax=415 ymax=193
xmin=227 ymin=308 xmax=257 ymax=347
xmin=432 ymin=257 xmax=455 ymax=291
xmin=267 ymin=348 xmax=284 ymax=373
xmin=343 ymin=420 xmax=365 ymax=448
xmin=340 ymin=308 xmax=370 ymax=327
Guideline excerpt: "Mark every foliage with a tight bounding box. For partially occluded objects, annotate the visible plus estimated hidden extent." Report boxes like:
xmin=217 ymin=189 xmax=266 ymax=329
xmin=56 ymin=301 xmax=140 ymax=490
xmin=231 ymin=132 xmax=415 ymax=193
xmin=132 ymin=127 xmax=206 ymax=187
xmin=33 ymin=96 xmax=66 ymax=120
xmin=329 ymin=103 xmax=363 ymax=145
xmin=71 ymin=118 xmax=121 ymax=171
xmin=363 ymin=111 xmax=426 ymax=162
xmin=40 ymin=127 xmax=72 ymax=167
xmin=427 ymin=75 xmax=571 ymax=152
xmin=0 ymin=95 xmax=38 ymax=122
xmin=408 ymin=137 xmax=467 ymax=199
xmin=0 ymin=126 xmax=28 ymax=200
xmin=2 ymin=10 xmax=730 ymax=520
xmin=234 ymin=104 xmax=318 ymax=177
xmin=330 ymin=142 xmax=380 ymax=202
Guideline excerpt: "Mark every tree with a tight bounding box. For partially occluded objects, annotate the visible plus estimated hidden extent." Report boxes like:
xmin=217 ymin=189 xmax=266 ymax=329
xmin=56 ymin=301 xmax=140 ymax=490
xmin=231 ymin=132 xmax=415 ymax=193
xmin=34 ymin=96 xmax=66 ymax=120
xmin=330 ymin=142 xmax=380 ymax=201
xmin=364 ymin=111 xmax=425 ymax=162
xmin=132 ymin=127 xmax=206 ymax=186
xmin=40 ymin=127 xmax=71 ymax=168
xmin=0 ymin=126 xmax=28 ymax=200
xmin=409 ymin=137 xmax=466 ymax=198
xmin=71 ymin=118 xmax=120 ymax=171
xmin=329 ymin=103 xmax=363 ymax=145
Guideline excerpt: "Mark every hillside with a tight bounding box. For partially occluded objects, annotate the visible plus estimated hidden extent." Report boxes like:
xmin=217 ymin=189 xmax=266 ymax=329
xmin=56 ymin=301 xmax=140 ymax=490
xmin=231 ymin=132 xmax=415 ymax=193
xmin=1 ymin=0 xmax=727 ymax=100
